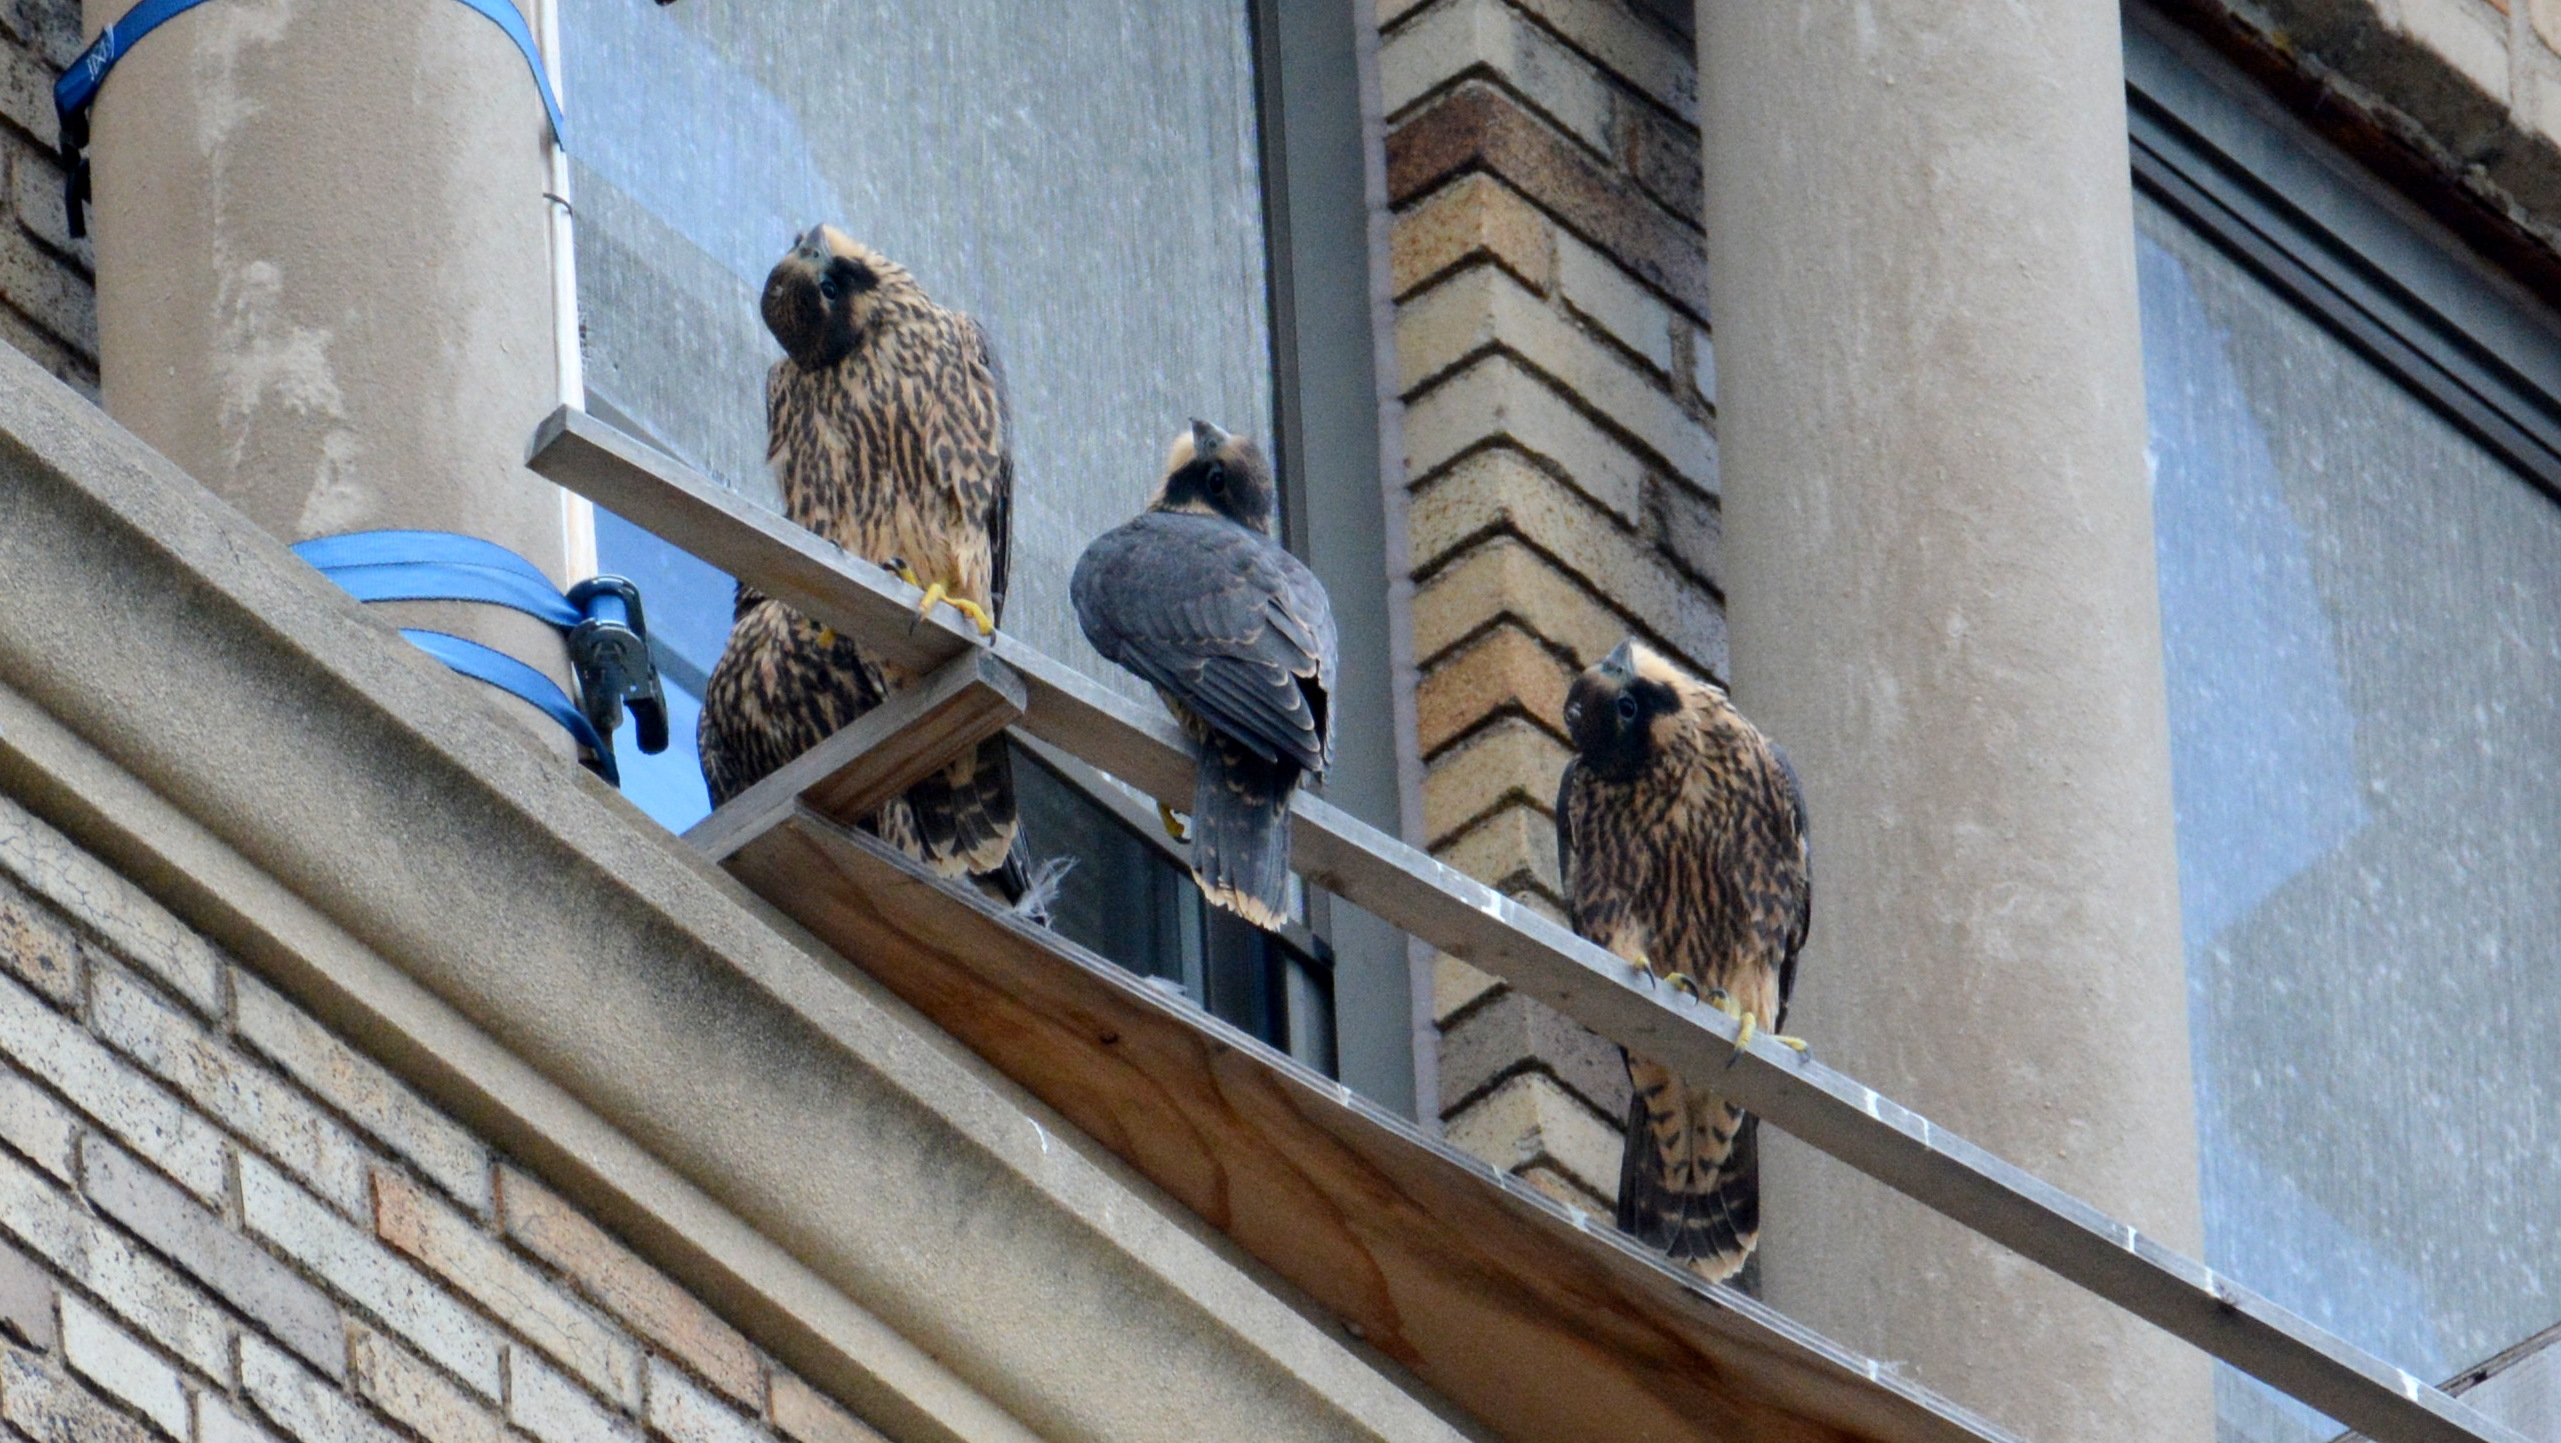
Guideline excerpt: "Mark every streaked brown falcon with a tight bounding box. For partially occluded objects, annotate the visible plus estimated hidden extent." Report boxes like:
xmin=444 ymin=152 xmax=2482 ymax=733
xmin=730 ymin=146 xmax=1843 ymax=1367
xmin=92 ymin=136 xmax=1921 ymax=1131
xmin=1071 ymin=421 xmax=1336 ymax=929
xmin=1556 ymin=638 xmax=1810 ymax=1281
xmin=699 ymin=225 xmax=1024 ymax=896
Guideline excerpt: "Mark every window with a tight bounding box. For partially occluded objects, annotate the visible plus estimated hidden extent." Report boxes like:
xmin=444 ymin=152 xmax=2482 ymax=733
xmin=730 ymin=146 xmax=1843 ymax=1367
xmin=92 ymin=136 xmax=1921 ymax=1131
xmin=2128 ymin=16 xmax=2561 ymax=1441
xmin=559 ymin=0 xmax=1384 ymax=1076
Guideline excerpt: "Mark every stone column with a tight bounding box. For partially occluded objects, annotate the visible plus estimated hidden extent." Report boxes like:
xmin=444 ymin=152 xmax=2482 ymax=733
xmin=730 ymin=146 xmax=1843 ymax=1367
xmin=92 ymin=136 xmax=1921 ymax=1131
xmin=84 ymin=0 xmax=571 ymax=744
xmin=1699 ymin=5 xmax=2213 ymax=1441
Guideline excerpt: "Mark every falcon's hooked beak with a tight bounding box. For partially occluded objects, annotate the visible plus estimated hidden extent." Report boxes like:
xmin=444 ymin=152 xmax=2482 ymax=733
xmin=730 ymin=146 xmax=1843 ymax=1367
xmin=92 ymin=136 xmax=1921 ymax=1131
xmin=1600 ymin=639 xmax=1635 ymax=675
xmin=1190 ymin=418 xmax=1230 ymax=461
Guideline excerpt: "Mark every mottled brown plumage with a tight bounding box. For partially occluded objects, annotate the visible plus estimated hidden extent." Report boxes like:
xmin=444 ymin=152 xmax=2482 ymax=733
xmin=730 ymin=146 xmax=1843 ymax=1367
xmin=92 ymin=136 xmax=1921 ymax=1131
xmin=1557 ymin=639 xmax=1810 ymax=1281
xmin=700 ymin=226 xmax=1021 ymax=888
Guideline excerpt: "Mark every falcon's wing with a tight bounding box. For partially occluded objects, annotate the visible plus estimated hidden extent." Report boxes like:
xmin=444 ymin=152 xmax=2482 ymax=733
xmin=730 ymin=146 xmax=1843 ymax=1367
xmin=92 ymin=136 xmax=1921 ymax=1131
xmin=1555 ymin=757 xmax=1583 ymax=926
xmin=1771 ymin=740 xmax=1812 ymax=1025
xmin=967 ymin=316 xmax=1015 ymax=627
xmin=1074 ymin=513 xmax=1331 ymax=774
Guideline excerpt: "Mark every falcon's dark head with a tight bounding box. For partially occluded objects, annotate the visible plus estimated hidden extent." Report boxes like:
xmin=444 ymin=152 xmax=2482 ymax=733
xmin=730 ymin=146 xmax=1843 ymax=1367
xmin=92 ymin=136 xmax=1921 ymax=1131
xmin=1150 ymin=420 xmax=1277 ymax=534
xmin=1563 ymin=638 xmax=1706 ymax=781
xmin=762 ymin=225 xmax=908 ymax=369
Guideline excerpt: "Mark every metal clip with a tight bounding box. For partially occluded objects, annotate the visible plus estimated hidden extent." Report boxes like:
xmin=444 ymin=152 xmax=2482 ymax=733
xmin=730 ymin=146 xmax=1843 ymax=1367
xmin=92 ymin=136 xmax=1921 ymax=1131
xmin=566 ymin=576 xmax=670 ymax=759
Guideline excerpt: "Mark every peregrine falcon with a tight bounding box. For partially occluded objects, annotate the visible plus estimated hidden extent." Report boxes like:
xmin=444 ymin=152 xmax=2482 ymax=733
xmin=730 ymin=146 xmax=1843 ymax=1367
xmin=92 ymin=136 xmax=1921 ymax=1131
xmin=1072 ymin=421 xmax=1337 ymax=929
xmin=699 ymin=225 xmax=1024 ymax=896
xmin=1556 ymin=639 xmax=1810 ymax=1281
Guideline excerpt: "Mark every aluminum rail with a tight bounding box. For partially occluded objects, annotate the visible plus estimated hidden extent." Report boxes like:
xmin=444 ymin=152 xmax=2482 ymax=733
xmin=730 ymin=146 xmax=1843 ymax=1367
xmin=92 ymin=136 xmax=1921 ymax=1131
xmin=527 ymin=404 xmax=2525 ymax=1443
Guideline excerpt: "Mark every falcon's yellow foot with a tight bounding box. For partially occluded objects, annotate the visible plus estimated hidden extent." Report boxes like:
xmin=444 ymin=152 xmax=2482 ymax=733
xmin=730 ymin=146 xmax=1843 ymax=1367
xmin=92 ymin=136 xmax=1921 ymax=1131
xmin=898 ymin=570 xmax=996 ymax=638
xmin=1704 ymin=988 xmax=1808 ymax=1059
xmin=945 ymin=594 xmax=996 ymax=637
xmin=1662 ymin=971 xmax=1701 ymax=1001
xmin=1158 ymin=802 xmax=1191 ymax=843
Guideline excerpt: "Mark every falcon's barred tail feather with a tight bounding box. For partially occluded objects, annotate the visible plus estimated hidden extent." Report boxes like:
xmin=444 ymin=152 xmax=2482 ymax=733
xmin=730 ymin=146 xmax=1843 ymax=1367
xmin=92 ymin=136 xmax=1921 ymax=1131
xmin=1188 ymin=734 xmax=1298 ymax=931
xmin=1616 ymin=1062 xmax=1760 ymax=1282
xmin=900 ymin=733 xmax=1020 ymax=879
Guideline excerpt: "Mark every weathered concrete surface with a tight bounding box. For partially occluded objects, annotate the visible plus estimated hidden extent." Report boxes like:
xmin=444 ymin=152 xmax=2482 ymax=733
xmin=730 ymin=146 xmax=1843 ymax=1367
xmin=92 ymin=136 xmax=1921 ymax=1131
xmin=1700 ymin=3 xmax=2215 ymax=1441
xmin=82 ymin=0 xmax=570 ymax=715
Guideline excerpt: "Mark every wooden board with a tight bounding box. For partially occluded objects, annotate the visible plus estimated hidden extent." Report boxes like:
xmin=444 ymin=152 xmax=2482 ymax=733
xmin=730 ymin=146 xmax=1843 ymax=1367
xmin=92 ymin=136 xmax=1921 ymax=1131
xmin=725 ymin=807 xmax=2022 ymax=1443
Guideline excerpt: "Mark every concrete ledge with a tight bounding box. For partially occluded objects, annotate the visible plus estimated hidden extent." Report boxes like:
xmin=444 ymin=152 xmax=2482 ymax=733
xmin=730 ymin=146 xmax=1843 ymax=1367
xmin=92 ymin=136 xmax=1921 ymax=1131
xmin=0 ymin=344 xmax=1470 ymax=1443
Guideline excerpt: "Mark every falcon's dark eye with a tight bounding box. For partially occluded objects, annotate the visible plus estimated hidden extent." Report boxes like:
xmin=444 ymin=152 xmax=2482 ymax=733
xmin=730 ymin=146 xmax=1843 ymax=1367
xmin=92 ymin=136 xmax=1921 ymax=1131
xmin=1615 ymin=694 xmax=1638 ymax=722
xmin=1204 ymin=464 xmax=1227 ymax=496
xmin=819 ymin=277 xmax=841 ymax=300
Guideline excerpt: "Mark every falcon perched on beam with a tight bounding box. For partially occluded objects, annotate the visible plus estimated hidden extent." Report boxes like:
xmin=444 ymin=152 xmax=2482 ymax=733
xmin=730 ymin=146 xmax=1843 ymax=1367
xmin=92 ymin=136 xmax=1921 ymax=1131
xmin=699 ymin=226 xmax=1026 ymax=897
xmin=1072 ymin=421 xmax=1336 ymax=929
xmin=1556 ymin=639 xmax=1810 ymax=1281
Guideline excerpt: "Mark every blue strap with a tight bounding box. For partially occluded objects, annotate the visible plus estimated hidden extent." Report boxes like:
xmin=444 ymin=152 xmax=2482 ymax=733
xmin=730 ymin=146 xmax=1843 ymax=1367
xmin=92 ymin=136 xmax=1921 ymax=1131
xmin=305 ymin=560 xmax=584 ymax=629
xmin=293 ymin=530 xmax=561 ymax=590
xmin=397 ymin=629 xmax=615 ymax=780
xmin=56 ymin=0 xmax=568 ymax=236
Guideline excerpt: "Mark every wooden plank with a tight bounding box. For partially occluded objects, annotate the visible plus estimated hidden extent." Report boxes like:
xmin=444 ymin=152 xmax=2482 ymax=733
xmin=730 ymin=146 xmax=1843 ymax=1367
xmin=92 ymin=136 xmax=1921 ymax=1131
xmin=528 ymin=405 xmax=2528 ymax=1443
xmin=684 ymin=650 xmax=1026 ymax=864
xmin=724 ymin=808 xmax=2024 ymax=1443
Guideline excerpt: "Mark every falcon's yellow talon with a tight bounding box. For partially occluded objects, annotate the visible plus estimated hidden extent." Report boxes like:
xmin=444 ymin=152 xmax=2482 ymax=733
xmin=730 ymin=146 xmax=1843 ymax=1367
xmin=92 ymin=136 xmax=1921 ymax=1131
xmin=915 ymin=582 xmax=949 ymax=623
xmin=1665 ymin=972 xmax=1700 ymax=1000
xmin=1158 ymin=802 xmax=1191 ymax=843
xmin=949 ymin=595 xmax=996 ymax=637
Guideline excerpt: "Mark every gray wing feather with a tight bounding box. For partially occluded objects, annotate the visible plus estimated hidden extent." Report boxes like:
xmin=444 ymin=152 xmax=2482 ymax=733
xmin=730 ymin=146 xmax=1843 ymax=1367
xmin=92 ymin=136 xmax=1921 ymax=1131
xmin=1074 ymin=512 xmax=1334 ymax=774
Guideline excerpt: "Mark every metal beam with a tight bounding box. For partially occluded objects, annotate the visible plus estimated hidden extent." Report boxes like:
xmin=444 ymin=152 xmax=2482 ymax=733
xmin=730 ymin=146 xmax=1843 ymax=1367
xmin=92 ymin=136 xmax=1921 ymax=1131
xmin=685 ymin=649 xmax=1027 ymax=865
xmin=526 ymin=405 xmax=2527 ymax=1443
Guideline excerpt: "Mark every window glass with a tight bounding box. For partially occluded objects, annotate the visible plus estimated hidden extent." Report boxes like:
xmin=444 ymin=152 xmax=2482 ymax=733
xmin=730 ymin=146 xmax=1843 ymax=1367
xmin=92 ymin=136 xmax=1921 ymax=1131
xmin=561 ymin=0 xmax=1273 ymax=696
xmin=2137 ymin=191 xmax=2561 ymax=1442
xmin=560 ymin=0 xmax=1327 ymax=1066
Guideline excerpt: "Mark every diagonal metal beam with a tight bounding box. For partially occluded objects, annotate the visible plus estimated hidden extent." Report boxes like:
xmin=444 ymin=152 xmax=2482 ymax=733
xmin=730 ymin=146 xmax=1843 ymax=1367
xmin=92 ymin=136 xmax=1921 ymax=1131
xmin=685 ymin=648 xmax=1027 ymax=865
xmin=528 ymin=404 xmax=2528 ymax=1443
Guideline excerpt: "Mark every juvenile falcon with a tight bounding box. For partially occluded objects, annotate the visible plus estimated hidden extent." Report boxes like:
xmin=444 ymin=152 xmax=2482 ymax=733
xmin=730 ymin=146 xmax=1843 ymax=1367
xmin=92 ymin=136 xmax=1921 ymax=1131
xmin=1072 ymin=421 xmax=1336 ymax=929
xmin=699 ymin=225 xmax=1025 ymax=897
xmin=1556 ymin=639 xmax=1810 ymax=1281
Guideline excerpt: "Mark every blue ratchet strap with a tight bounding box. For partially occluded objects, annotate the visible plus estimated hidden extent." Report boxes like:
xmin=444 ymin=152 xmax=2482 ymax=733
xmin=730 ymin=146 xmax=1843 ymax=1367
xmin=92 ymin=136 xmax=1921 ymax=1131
xmin=55 ymin=0 xmax=569 ymax=239
xmin=397 ymin=629 xmax=607 ymax=759
xmin=293 ymin=530 xmax=667 ymax=787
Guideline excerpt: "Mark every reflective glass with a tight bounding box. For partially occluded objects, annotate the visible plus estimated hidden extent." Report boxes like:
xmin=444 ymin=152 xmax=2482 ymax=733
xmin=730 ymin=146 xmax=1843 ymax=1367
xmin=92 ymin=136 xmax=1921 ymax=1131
xmin=2138 ymin=192 xmax=2561 ymax=1442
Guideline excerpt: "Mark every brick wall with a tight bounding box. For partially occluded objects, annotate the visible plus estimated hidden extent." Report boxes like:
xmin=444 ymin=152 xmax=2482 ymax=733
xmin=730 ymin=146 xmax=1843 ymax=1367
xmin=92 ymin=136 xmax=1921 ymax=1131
xmin=0 ymin=790 xmax=882 ymax=1443
xmin=0 ymin=0 xmax=92 ymax=393
xmin=1377 ymin=0 xmax=1714 ymax=1217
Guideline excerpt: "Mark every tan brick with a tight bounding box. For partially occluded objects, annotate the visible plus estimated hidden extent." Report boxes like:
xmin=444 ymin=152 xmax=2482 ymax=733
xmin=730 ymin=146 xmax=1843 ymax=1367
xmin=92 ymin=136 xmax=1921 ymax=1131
xmin=197 ymin=1393 xmax=288 ymax=1443
xmin=1403 ymin=351 xmax=1645 ymax=522
xmin=1433 ymin=955 xmax=1504 ymax=1025
xmin=1416 ymin=623 xmax=1572 ymax=755
xmin=1443 ymin=1069 xmax=1621 ymax=1197
xmin=1423 ymin=716 xmax=1569 ymax=845
xmin=0 ymin=1236 xmax=54 ymax=1349
xmin=0 ymin=41 xmax=50 ymax=148
xmin=372 ymin=1169 xmax=639 ymax=1408
xmin=91 ymin=967 xmax=369 ymax=1219
xmin=0 ymin=214 xmax=91 ymax=360
xmin=772 ymin=1372 xmax=888 ymax=1443
xmin=8 ymin=142 xmax=88 ymax=273
xmin=1381 ymin=0 xmax=1614 ymax=153
xmin=498 ymin=1168 xmax=762 ymax=1409
xmin=350 ymin=1323 xmax=507 ymax=1443
xmin=0 ymin=971 xmax=227 ymax=1205
xmin=1509 ymin=0 xmax=1697 ymax=122
xmin=61 ymin=1293 xmax=187 ymax=1439
xmin=1517 ymin=1163 xmax=1609 ymax=1219
xmin=242 ymin=1156 xmax=502 ymax=1401
xmin=0 ymin=1147 xmax=229 ymax=1381
xmin=0 ymin=1062 xmax=74 ymax=1184
xmin=239 ymin=1333 xmax=402 ymax=1443
xmin=1556 ymin=226 xmax=1672 ymax=372
xmin=647 ymin=1356 xmax=761 ymax=1443
xmin=0 ymin=879 xmax=81 ymax=1008
xmin=85 ymin=1140 xmax=343 ymax=1378
xmin=2 ymin=1344 xmax=156 ymax=1443
xmin=1413 ymin=535 xmax=1629 ymax=670
xmin=1407 ymin=448 xmax=1726 ymax=677
xmin=1437 ymin=987 xmax=1629 ymax=1121
xmin=1401 ymin=264 xmax=1712 ymax=488
xmin=0 ymin=797 xmax=219 ymax=1017
xmin=1652 ymin=475 xmax=1719 ymax=588
xmin=234 ymin=972 xmax=490 ymax=1214
xmin=1392 ymin=173 xmax=1553 ymax=299
xmin=508 ymin=1347 xmax=637 ymax=1443
xmin=1435 ymin=801 xmax=1561 ymax=899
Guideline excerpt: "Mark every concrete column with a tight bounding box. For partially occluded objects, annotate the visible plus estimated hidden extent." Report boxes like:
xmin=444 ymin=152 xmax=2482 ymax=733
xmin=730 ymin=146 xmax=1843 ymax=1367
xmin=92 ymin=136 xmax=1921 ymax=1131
xmin=85 ymin=0 xmax=571 ymax=743
xmin=1699 ymin=5 xmax=2212 ymax=1442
